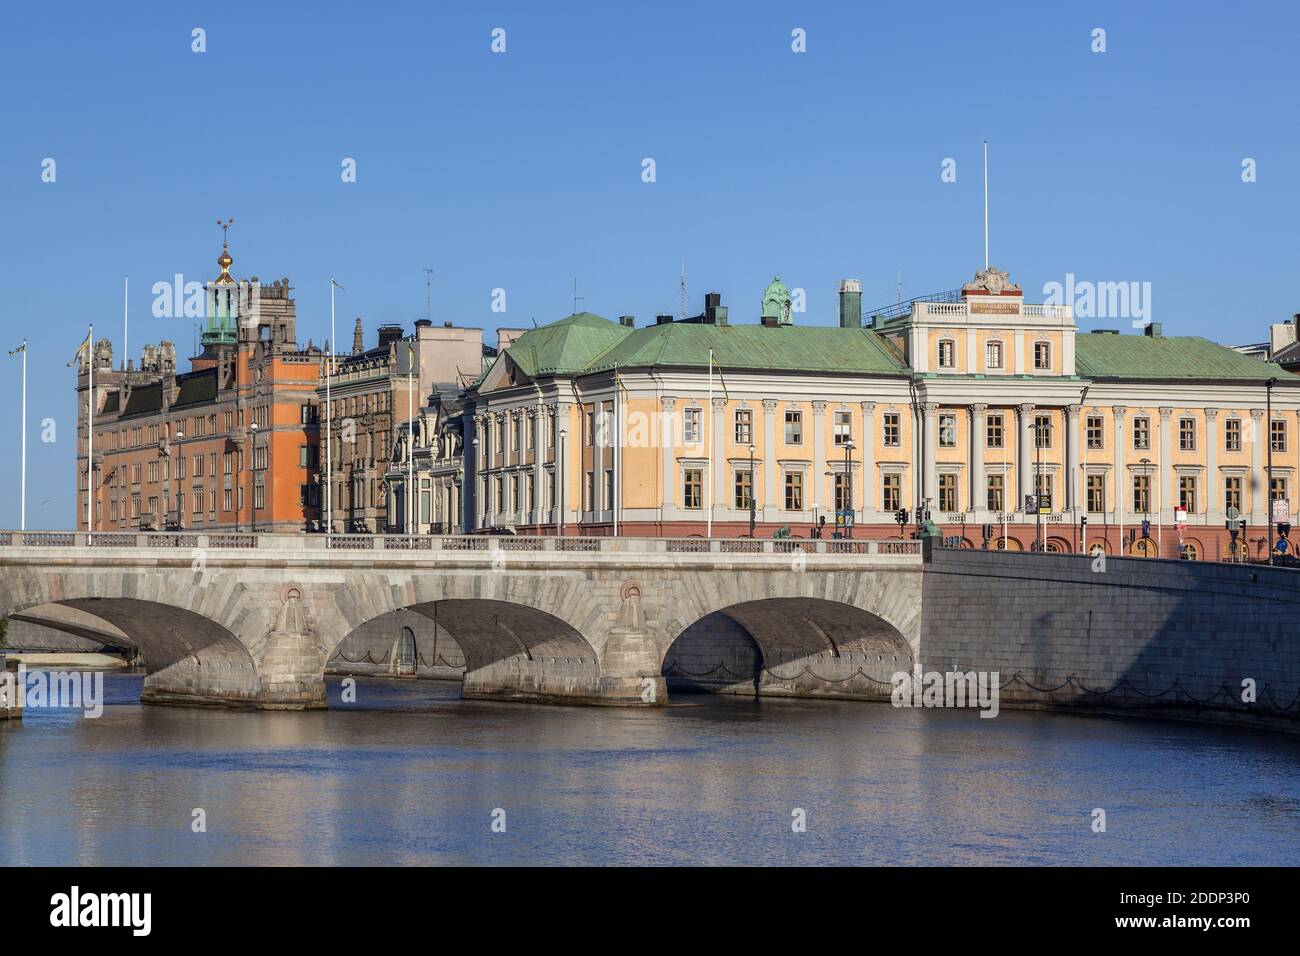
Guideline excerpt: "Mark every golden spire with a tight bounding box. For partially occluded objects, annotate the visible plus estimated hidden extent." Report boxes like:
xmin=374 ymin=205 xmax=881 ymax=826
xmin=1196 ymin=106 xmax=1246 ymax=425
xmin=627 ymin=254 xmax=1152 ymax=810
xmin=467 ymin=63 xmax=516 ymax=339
xmin=215 ymin=218 xmax=235 ymax=284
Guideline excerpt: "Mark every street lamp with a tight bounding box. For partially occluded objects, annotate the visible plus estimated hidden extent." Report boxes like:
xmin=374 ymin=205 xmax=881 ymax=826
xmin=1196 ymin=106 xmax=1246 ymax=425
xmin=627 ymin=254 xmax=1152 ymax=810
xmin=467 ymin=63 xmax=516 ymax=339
xmin=248 ymin=421 xmax=258 ymax=534
xmin=175 ymin=428 xmax=185 ymax=530
xmin=1266 ymin=376 xmax=1279 ymax=563
xmin=748 ymin=442 xmax=756 ymax=537
xmin=844 ymin=439 xmax=855 ymax=539
xmin=1139 ymin=456 xmax=1151 ymax=556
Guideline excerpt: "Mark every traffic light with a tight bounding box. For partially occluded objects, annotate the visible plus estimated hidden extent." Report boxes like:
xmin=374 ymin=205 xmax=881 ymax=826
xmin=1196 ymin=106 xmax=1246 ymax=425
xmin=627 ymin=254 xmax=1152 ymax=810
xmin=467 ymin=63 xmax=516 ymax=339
xmin=914 ymin=506 xmax=923 ymax=524
xmin=1141 ymin=519 xmax=1151 ymax=538
xmin=1079 ymin=515 xmax=1088 ymax=527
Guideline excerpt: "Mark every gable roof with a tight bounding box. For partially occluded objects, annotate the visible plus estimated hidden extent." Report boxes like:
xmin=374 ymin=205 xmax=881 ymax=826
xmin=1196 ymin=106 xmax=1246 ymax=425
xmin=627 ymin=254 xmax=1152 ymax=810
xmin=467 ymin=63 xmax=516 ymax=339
xmin=1075 ymin=333 xmax=1294 ymax=382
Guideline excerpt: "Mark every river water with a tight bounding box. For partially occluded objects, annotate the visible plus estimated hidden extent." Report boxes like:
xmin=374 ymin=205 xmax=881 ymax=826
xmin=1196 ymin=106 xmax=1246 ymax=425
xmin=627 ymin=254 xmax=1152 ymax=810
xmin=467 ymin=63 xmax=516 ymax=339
xmin=2 ymin=672 xmax=1297 ymax=866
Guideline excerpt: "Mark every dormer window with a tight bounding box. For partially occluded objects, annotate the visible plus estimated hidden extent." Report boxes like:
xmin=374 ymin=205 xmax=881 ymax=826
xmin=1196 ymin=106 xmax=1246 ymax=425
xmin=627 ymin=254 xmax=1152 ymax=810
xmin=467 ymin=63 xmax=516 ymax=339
xmin=985 ymin=340 xmax=1004 ymax=370
xmin=937 ymin=339 xmax=955 ymax=369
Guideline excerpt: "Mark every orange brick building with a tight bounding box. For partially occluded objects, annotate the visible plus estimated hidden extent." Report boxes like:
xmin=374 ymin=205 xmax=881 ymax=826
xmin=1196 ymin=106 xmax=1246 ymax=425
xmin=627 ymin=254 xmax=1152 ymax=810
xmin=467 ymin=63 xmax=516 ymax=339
xmin=75 ymin=240 xmax=326 ymax=533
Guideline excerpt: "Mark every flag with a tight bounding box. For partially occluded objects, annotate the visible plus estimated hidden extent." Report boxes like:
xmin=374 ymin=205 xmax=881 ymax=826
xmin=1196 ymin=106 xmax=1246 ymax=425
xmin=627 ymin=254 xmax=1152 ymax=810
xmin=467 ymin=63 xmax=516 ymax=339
xmin=711 ymin=353 xmax=732 ymax=400
xmin=68 ymin=328 xmax=91 ymax=368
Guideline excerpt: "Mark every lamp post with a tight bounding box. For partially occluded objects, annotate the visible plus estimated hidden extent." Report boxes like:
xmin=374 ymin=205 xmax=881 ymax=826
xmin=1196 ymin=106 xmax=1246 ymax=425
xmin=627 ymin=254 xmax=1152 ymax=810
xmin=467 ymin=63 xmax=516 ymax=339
xmin=8 ymin=340 xmax=27 ymax=530
xmin=557 ymin=428 xmax=567 ymax=537
xmin=1267 ymin=376 xmax=1278 ymax=564
xmin=470 ymin=436 xmax=479 ymax=535
xmin=844 ymin=439 xmax=855 ymax=539
xmin=175 ymin=428 xmax=185 ymax=530
xmin=1139 ymin=456 xmax=1151 ymax=556
xmin=748 ymin=442 xmax=756 ymax=537
xmin=1035 ymin=416 xmax=1043 ymax=551
xmin=248 ymin=422 xmax=258 ymax=533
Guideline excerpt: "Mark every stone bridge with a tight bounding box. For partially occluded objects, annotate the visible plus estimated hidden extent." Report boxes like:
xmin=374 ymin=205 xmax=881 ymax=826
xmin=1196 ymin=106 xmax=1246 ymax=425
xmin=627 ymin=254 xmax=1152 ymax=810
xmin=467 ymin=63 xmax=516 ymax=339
xmin=0 ymin=532 xmax=924 ymax=709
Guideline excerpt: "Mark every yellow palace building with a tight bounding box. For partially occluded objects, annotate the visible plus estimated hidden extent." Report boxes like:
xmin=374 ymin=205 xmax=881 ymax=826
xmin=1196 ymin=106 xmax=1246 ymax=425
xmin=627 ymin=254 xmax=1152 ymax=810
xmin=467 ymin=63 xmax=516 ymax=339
xmin=459 ymin=268 xmax=1298 ymax=559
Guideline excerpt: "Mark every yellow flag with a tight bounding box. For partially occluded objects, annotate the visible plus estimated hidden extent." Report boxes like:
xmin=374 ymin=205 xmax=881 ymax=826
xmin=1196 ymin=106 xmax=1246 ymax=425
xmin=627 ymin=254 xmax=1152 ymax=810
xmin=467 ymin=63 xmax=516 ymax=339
xmin=68 ymin=328 xmax=91 ymax=368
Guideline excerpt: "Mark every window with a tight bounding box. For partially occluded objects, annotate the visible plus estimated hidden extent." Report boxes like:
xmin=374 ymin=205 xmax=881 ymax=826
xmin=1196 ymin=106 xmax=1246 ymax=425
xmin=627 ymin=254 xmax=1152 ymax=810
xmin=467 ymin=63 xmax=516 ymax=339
xmin=511 ymin=416 xmax=520 ymax=451
xmin=986 ymin=413 xmax=1004 ymax=449
xmin=833 ymin=474 xmax=850 ymax=512
xmin=882 ymin=474 xmax=901 ymax=512
xmin=784 ymin=472 xmax=803 ymax=511
xmin=1086 ymin=475 xmax=1105 ymax=513
xmin=683 ymin=468 xmax=703 ymax=509
xmin=1225 ymin=477 xmax=1242 ymax=513
xmin=526 ymin=473 xmax=535 ymax=513
xmin=938 ymin=474 xmax=957 ymax=512
xmin=784 ymin=409 xmax=802 ymax=444
xmin=1086 ymin=415 xmax=1104 ymax=450
xmin=1179 ymin=417 xmax=1196 ymax=451
xmin=223 ymin=489 xmax=233 ymax=512
xmin=882 ymin=412 xmax=900 ymax=447
xmin=1033 ymin=341 xmax=1051 ymax=370
xmin=938 ymin=339 xmax=955 ymax=369
xmin=583 ymin=471 xmax=593 ymax=512
xmin=734 ymin=409 xmax=753 ymax=444
xmin=1225 ymin=418 xmax=1242 ymax=451
xmin=734 ymin=469 xmax=753 ymax=510
xmin=584 ymin=409 xmax=595 ymax=447
xmin=1178 ymin=476 xmax=1197 ymax=514
xmin=833 ymin=410 xmax=852 ymax=446
xmin=1271 ymin=476 xmax=1288 ymax=502
xmin=1132 ymin=416 xmax=1150 ymax=450
xmin=1034 ymin=474 xmax=1053 ymax=511
xmin=985 ymin=340 xmax=1003 ymax=369
xmin=938 ymin=413 xmax=956 ymax=448
xmin=1033 ymin=414 xmax=1052 ymax=449
xmin=683 ymin=407 xmax=701 ymax=444
xmin=604 ymin=469 xmax=614 ymax=511
xmin=498 ymin=419 xmax=507 ymax=453
xmin=1271 ymin=419 xmax=1287 ymax=453
xmin=254 ymin=483 xmax=265 ymax=510
xmin=1133 ymin=475 xmax=1151 ymax=514
xmin=987 ymin=474 xmax=1004 ymax=512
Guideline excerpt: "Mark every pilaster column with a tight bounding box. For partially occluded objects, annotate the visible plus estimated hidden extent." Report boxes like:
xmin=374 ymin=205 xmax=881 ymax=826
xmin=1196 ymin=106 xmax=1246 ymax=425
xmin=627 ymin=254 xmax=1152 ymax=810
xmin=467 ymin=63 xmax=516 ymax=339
xmin=921 ymin=403 xmax=939 ymax=509
xmin=969 ymin=403 xmax=987 ymax=517
xmin=763 ymin=400 xmax=778 ymax=521
xmin=1112 ymin=406 xmax=1126 ymax=528
xmin=1250 ymin=408 xmax=1265 ymax=526
xmin=660 ymin=397 xmax=676 ymax=522
xmin=554 ymin=401 xmax=572 ymax=526
xmin=812 ymin=401 xmax=827 ymax=515
xmin=1066 ymin=404 xmax=1081 ymax=512
xmin=1158 ymin=407 xmax=1173 ymax=523
xmin=711 ymin=397 xmax=728 ymax=510
xmin=1205 ymin=408 xmax=1219 ymax=524
xmin=860 ymin=401 xmax=877 ymax=520
xmin=1018 ymin=404 xmax=1035 ymax=511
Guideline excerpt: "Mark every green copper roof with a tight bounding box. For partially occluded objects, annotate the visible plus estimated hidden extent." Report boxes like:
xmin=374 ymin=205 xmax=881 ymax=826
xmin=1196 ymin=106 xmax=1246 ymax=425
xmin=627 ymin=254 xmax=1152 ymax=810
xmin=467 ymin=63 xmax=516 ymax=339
xmin=1075 ymin=333 xmax=1293 ymax=381
xmin=584 ymin=322 xmax=908 ymax=375
xmin=504 ymin=313 xmax=631 ymax=376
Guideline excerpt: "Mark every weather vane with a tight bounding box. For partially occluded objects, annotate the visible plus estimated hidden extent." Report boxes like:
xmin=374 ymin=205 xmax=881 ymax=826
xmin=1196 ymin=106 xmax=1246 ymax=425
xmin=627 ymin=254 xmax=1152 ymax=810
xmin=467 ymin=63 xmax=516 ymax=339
xmin=217 ymin=217 xmax=235 ymax=245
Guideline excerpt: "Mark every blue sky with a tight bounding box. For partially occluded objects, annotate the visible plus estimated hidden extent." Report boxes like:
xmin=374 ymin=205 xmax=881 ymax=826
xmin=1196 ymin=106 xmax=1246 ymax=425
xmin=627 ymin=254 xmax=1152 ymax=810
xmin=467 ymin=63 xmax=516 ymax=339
xmin=2 ymin=0 xmax=1299 ymax=528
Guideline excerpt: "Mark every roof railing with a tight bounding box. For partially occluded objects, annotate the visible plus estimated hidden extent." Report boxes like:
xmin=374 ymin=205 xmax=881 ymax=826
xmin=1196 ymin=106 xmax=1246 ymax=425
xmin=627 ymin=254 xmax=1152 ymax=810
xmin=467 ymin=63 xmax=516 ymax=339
xmin=862 ymin=289 xmax=962 ymax=325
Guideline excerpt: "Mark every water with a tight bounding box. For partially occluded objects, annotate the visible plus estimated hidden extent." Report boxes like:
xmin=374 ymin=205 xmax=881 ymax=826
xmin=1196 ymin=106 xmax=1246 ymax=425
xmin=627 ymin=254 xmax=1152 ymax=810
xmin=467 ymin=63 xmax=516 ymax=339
xmin=2 ymin=673 xmax=1298 ymax=865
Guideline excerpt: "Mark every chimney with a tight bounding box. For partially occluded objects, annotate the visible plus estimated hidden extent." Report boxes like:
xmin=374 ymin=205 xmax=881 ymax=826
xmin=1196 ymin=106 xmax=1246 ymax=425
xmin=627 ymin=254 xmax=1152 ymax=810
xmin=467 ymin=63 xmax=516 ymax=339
xmin=378 ymin=324 xmax=404 ymax=348
xmin=838 ymin=279 xmax=862 ymax=328
xmin=352 ymin=317 xmax=364 ymax=355
xmin=1144 ymin=322 xmax=1163 ymax=338
xmin=619 ymin=315 xmax=635 ymax=328
xmin=655 ymin=314 xmax=673 ymax=325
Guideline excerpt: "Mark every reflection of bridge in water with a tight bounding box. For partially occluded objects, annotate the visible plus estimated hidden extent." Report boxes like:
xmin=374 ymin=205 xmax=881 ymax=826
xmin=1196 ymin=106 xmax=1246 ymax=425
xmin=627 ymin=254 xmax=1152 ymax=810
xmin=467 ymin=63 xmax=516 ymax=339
xmin=0 ymin=532 xmax=923 ymax=709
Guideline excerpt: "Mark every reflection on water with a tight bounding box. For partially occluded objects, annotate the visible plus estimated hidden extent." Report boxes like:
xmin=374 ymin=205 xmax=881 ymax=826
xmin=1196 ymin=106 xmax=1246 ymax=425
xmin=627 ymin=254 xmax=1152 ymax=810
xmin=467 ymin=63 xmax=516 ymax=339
xmin=1 ymin=673 xmax=1298 ymax=865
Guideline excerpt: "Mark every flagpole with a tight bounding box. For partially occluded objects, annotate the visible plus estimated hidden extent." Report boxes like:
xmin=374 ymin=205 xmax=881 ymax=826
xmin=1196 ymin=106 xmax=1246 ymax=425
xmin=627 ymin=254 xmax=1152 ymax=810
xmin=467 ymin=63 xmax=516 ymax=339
xmin=707 ymin=349 xmax=713 ymax=538
xmin=613 ymin=361 xmax=620 ymax=537
xmin=983 ymin=140 xmax=989 ymax=270
xmin=88 ymin=324 xmax=94 ymax=537
xmin=326 ymin=278 xmax=340 ymax=538
xmin=123 ymin=275 xmax=129 ymax=372
xmin=408 ymin=341 xmax=414 ymax=536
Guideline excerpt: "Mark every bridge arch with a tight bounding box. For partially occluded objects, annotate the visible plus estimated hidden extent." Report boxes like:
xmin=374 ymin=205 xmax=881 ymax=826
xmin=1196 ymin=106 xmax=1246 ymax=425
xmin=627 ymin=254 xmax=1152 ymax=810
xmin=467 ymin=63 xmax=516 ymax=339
xmin=663 ymin=597 xmax=915 ymax=700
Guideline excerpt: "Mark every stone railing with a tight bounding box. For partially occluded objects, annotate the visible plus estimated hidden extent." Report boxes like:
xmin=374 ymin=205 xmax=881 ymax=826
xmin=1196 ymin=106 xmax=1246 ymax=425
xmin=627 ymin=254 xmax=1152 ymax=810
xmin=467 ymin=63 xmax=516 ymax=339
xmin=0 ymin=531 xmax=926 ymax=559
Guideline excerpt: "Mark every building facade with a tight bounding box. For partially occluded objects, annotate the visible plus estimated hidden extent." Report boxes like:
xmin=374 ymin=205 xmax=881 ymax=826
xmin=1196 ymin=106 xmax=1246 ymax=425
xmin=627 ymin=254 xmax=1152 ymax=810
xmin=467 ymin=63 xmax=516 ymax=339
xmin=461 ymin=268 xmax=1299 ymax=560
xmin=75 ymin=240 xmax=325 ymax=533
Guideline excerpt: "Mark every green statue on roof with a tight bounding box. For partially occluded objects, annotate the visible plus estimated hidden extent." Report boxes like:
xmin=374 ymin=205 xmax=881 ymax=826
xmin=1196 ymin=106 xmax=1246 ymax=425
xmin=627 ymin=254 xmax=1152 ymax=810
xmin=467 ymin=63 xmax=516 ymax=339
xmin=762 ymin=275 xmax=793 ymax=325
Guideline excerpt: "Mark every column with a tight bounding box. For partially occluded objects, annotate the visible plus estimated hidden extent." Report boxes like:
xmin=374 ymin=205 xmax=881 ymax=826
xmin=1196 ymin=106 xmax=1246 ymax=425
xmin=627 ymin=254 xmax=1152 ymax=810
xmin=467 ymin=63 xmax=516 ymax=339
xmin=1112 ymin=406 xmax=1127 ymax=529
xmin=969 ymin=403 xmax=986 ymax=517
xmin=1065 ymin=404 xmax=1081 ymax=512
xmin=1205 ymin=408 xmax=1219 ymax=524
xmin=531 ymin=405 xmax=544 ymax=525
xmin=1250 ymin=408 xmax=1265 ymax=527
xmin=1158 ymin=407 xmax=1173 ymax=523
xmin=660 ymin=397 xmax=676 ymax=521
xmin=555 ymin=401 xmax=572 ymax=527
xmin=812 ymin=401 xmax=827 ymax=515
xmin=711 ymin=397 xmax=727 ymax=511
xmin=860 ymin=401 xmax=877 ymax=521
xmin=1018 ymin=403 xmax=1035 ymax=511
xmin=763 ymin=400 xmax=778 ymax=521
xmin=921 ymin=403 xmax=938 ymax=509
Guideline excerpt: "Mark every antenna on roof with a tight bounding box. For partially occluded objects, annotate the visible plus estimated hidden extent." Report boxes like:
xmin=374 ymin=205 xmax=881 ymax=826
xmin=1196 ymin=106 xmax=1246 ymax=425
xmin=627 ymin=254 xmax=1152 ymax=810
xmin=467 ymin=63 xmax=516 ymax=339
xmin=530 ymin=316 xmax=538 ymax=328
xmin=897 ymin=270 xmax=902 ymax=305
xmin=423 ymin=268 xmax=433 ymax=323
xmin=679 ymin=262 xmax=687 ymax=322
xmin=572 ymin=278 xmax=583 ymax=316
xmin=983 ymin=140 xmax=990 ymax=270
